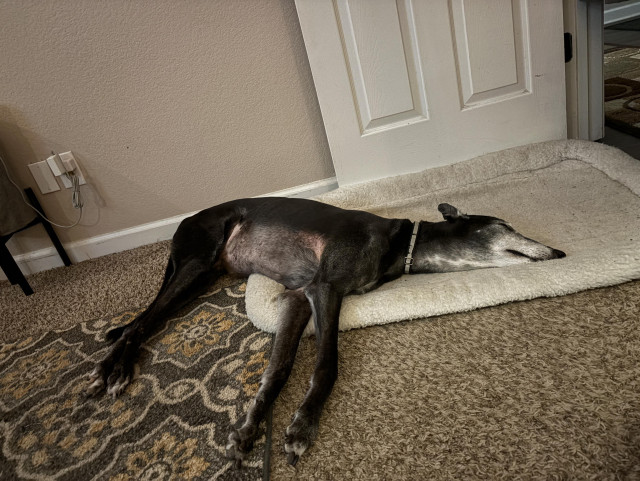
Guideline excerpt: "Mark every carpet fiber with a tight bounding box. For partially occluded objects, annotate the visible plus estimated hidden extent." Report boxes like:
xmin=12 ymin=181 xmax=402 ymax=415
xmin=246 ymin=140 xmax=640 ymax=335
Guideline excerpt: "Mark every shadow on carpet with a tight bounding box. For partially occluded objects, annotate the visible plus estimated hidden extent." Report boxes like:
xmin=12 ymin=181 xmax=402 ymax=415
xmin=0 ymin=280 xmax=271 ymax=480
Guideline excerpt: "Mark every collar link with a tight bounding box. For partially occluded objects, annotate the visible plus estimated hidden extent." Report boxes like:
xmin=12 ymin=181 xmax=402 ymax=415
xmin=404 ymin=221 xmax=420 ymax=274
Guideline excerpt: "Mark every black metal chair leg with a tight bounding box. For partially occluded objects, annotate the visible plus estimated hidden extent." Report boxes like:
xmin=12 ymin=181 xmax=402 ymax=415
xmin=0 ymin=243 xmax=19 ymax=285
xmin=0 ymin=188 xmax=74 ymax=295
xmin=0 ymin=242 xmax=33 ymax=295
xmin=24 ymin=187 xmax=72 ymax=266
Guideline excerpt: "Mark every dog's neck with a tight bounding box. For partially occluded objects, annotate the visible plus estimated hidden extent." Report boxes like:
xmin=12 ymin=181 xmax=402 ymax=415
xmin=390 ymin=219 xmax=470 ymax=277
xmin=401 ymin=221 xmax=450 ymax=275
xmin=406 ymin=221 xmax=470 ymax=274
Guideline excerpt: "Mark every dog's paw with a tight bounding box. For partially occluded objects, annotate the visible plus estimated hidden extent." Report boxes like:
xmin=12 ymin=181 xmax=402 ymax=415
xmin=284 ymin=411 xmax=318 ymax=466
xmin=106 ymin=362 xmax=132 ymax=399
xmin=85 ymin=356 xmax=135 ymax=400
xmin=85 ymin=365 xmax=105 ymax=397
xmin=226 ymin=425 xmax=257 ymax=468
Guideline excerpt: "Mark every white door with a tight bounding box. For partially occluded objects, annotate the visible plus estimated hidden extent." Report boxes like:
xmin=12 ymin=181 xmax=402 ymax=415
xmin=296 ymin=0 xmax=568 ymax=186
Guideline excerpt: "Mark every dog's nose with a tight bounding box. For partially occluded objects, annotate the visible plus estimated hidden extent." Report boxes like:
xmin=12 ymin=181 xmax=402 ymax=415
xmin=552 ymin=248 xmax=566 ymax=259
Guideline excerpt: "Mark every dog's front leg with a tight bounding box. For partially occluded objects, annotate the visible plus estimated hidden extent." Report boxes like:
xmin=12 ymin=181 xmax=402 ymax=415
xmin=284 ymin=281 xmax=342 ymax=466
xmin=227 ymin=289 xmax=311 ymax=466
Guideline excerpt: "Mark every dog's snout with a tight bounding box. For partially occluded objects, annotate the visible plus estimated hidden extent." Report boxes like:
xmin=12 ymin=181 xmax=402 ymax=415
xmin=551 ymin=248 xmax=566 ymax=259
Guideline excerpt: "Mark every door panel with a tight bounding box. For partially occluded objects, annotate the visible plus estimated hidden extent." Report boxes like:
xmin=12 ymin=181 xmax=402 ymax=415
xmin=451 ymin=0 xmax=527 ymax=107
xmin=335 ymin=0 xmax=429 ymax=134
xmin=296 ymin=0 xmax=567 ymax=186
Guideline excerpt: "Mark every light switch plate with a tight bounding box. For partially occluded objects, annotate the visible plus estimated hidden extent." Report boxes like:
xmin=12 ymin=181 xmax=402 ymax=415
xmin=28 ymin=161 xmax=60 ymax=194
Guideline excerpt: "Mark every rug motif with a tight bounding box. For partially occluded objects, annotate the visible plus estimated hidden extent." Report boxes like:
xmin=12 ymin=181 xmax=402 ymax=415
xmin=604 ymin=47 xmax=640 ymax=137
xmin=0 ymin=280 xmax=271 ymax=480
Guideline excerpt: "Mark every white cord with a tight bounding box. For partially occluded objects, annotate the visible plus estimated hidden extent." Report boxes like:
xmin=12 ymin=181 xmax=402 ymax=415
xmin=66 ymin=171 xmax=84 ymax=209
xmin=0 ymin=152 xmax=83 ymax=229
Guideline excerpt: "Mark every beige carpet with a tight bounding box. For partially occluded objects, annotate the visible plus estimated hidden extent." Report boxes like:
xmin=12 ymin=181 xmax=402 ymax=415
xmin=270 ymin=280 xmax=640 ymax=480
xmin=0 ymin=241 xmax=171 ymax=343
xmin=2 ymin=238 xmax=640 ymax=479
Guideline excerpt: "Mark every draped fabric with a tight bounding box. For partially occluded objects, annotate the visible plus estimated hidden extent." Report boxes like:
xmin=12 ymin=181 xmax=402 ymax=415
xmin=0 ymin=149 xmax=36 ymax=236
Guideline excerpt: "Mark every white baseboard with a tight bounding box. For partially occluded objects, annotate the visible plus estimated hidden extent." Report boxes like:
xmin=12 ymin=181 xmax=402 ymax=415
xmin=604 ymin=1 xmax=640 ymax=26
xmin=1 ymin=177 xmax=338 ymax=280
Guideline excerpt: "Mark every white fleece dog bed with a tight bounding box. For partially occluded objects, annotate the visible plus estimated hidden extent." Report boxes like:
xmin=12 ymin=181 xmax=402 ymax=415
xmin=246 ymin=140 xmax=640 ymax=336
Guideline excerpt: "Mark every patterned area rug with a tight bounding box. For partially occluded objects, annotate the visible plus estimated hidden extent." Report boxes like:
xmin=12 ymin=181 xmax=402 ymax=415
xmin=0 ymin=280 xmax=271 ymax=480
xmin=604 ymin=47 xmax=640 ymax=137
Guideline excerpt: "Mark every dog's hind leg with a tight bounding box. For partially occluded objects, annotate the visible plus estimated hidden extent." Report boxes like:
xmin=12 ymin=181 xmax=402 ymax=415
xmin=101 ymin=258 xmax=176 ymax=346
xmin=226 ymin=289 xmax=311 ymax=466
xmin=284 ymin=281 xmax=342 ymax=466
xmin=87 ymin=254 xmax=223 ymax=398
xmin=87 ymin=259 xmax=177 ymax=394
xmin=87 ymin=207 xmax=241 ymax=398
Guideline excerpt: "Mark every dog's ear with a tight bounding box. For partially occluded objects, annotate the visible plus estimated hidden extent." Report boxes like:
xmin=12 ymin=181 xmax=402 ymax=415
xmin=438 ymin=203 xmax=469 ymax=222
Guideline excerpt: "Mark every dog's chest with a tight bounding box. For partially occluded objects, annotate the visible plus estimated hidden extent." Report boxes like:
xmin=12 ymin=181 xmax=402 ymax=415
xmin=220 ymin=222 xmax=325 ymax=288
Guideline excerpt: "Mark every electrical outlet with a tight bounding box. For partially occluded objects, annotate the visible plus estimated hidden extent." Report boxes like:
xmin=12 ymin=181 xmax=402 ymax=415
xmin=58 ymin=151 xmax=86 ymax=186
xmin=28 ymin=161 xmax=61 ymax=194
xmin=46 ymin=154 xmax=65 ymax=176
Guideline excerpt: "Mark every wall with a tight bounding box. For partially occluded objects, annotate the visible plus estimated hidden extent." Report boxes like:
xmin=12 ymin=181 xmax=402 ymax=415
xmin=0 ymin=0 xmax=333 ymax=257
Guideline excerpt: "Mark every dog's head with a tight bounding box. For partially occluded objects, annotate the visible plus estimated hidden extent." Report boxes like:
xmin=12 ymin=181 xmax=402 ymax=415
xmin=412 ymin=203 xmax=565 ymax=273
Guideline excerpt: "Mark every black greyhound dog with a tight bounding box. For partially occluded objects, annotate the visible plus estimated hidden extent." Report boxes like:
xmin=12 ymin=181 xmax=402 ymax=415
xmin=86 ymin=197 xmax=565 ymax=466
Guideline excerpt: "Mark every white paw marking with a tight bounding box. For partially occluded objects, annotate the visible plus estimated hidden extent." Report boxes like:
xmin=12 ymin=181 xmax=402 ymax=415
xmin=86 ymin=378 xmax=104 ymax=395
xmin=106 ymin=376 xmax=130 ymax=398
xmin=87 ymin=366 xmax=101 ymax=382
xmin=284 ymin=440 xmax=308 ymax=456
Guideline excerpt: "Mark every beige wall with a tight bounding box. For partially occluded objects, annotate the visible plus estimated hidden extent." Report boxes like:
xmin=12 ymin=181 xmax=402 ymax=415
xmin=0 ymin=0 xmax=333 ymax=254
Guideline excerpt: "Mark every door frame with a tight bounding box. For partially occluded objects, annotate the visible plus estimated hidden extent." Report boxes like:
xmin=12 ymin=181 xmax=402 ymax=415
xmin=564 ymin=0 xmax=604 ymax=141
